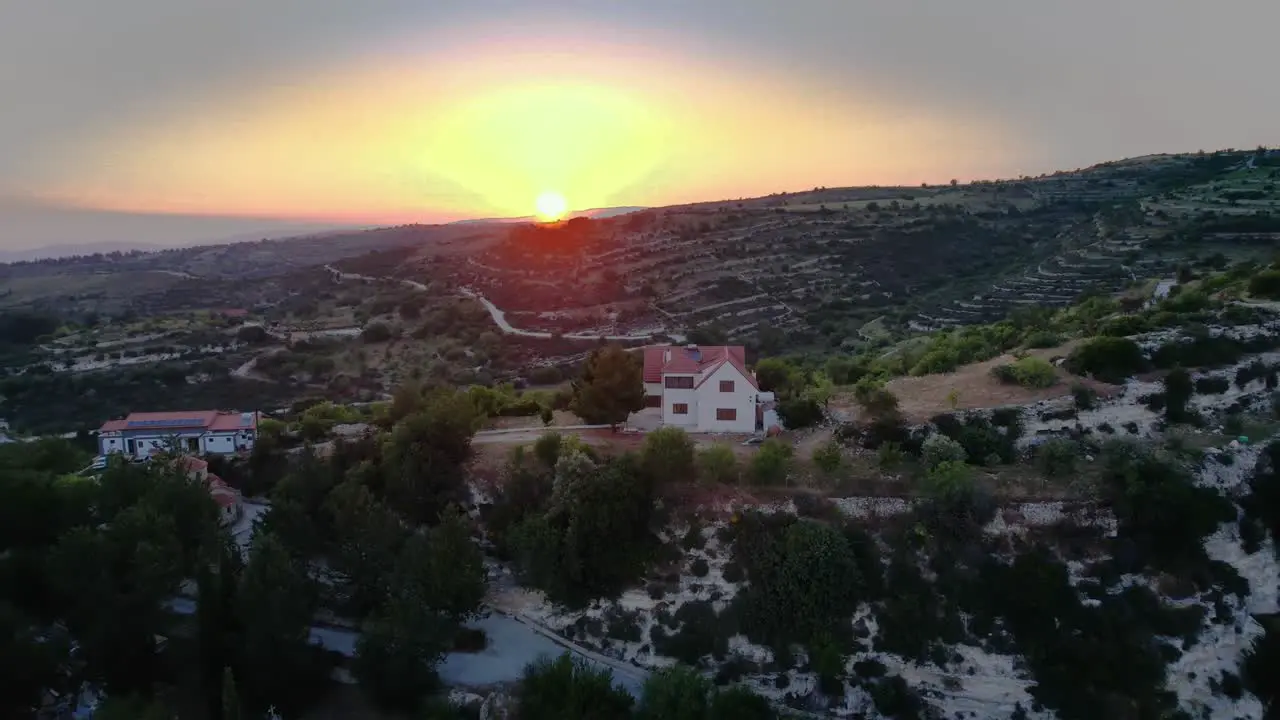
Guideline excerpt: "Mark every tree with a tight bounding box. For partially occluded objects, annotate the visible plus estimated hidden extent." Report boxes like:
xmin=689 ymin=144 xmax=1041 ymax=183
xmin=510 ymin=454 xmax=657 ymax=606
xmin=516 ymin=654 xmax=634 ymax=720
xmin=753 ymin=358 xmax=797 ymax=394
xmin=736 ymin=517 xmax=861 ymax=647
xmin=696 ymin=444 xmax=739 ymax=484
xmin=236 ymin=532 xmax=329 ymax=717
xmin=570 ymin=345 xmax=644 ymax=430
xmin=383 ymin=391 xmax=480 ymax=524
xmin=398 ymin=508 xmax=486 ymax=624
xmin=638 ymin=665 xmax=712 ymax=720
xmin=642 ymin=427 xmax=696 ymax=485
xmin=325 ymin=479 xmax=407 ymax=615
xmin=221 ymin=667 xmax=242 ymax=720
xmin=353 ymin=596 xmax=455 ymax=714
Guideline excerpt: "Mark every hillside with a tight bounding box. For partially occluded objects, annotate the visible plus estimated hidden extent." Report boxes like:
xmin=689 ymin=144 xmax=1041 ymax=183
xmin=4 ymin=148 xmax=1280 ymax=719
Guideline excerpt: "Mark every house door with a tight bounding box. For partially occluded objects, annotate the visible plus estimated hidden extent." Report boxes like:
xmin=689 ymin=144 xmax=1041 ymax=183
xmin=126 ymin=438 xmax=137 ymax=456
xmin=186 ymin=437 xmax=200 ymax=452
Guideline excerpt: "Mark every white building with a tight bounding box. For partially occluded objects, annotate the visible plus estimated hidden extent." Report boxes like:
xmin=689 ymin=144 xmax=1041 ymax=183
xmin=97 ymin=410 xmax=258 ymax=459
xmin=642 ymin=345 xmax=760 ymax=433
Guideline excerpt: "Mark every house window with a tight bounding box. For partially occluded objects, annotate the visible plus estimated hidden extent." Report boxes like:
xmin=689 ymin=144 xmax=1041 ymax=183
xmin=665 ymin=376 xmax=694 ymax=389
xmin=719 ymin=380 xmax=735 ymax=392
xmin=672 ymin=403 xmax=689 ymax=415
xmin=716 ymin=408 xmax=737 ymax=421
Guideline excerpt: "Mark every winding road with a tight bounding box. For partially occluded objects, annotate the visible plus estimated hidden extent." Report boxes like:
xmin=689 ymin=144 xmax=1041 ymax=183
xmin=324 ymin=263 xmax=662 ymax=341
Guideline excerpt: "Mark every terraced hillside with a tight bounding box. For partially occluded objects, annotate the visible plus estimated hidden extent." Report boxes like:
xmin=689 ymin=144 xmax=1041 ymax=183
xmin=360 ymin=148 xmax=1277 ymax=359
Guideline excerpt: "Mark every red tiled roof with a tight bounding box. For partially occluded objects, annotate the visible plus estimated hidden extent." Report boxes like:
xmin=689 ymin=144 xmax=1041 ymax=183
xmin=693 ymin=353 xmax=760 ymax=390
xmin=209 ymin=411 xmax=257 ymax=432
xmin=99 ymin=410 xmax=256 ymax=433
xmin=642 ymin=345 xmax=748 ymax=383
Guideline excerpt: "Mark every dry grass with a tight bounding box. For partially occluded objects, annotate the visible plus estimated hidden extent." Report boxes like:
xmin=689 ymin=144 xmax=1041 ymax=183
xmin=833 ymin=341 xmax=1120 ymax=423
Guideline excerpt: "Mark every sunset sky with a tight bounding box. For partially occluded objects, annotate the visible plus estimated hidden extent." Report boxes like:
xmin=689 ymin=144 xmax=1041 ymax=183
xmin=2 ymin=1 xmax=1278 ymax=250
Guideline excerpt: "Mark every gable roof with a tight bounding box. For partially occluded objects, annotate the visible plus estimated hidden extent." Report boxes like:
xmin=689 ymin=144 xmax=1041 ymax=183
xmin=642 ymin=345 xmax=747 ymax=383
xmin=100 ymin=410 xmax=257 ymax=433
xmin=693 ymin=353 xmax=759 ymax=390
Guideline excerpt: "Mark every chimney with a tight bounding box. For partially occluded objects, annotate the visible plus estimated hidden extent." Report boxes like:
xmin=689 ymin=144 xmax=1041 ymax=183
xmin=663 ymin=348 xmax=672 ymax=363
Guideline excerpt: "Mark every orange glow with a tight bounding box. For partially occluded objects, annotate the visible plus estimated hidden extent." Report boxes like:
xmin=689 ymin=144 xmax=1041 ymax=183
xmin=36 ymin=23 xmax=1032 ymax=222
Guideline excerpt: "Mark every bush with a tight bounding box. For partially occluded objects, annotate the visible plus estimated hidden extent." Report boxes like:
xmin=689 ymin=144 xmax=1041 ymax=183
xmin=877 ymin=441 xmax=905 ymax=468
xmin=1065 ymin=337 xmax=1147 ymax=384
xmin=777 ymin=397 xmax=823 ymax=429
xmin=921 ymin=433 xmax=967 ymax=469
xmin=1195 ymin=376 xmax=1230 ymax=394
xmin=1164 ymin=368 xmax=1195 ymax=423
xmin=690 ymin=558 xmax=710 ymax=577
xmin=923 ymin=460 xmax=974 ymax=500
xmin=732 ymin=515 xmax=862 ymax=647
xmin=361 ymin=322 xmax=395 ymax=343
xmin=1036 ymin=439 xmax=1080 ymax=478
xmin=749 ymin=439 xmax=793 ymax=486
xmin=641 ymin=427 xmax=696 ymax=485
xmin=1249 ymin=269 xmax=1280 ymax=299
xmin=854 ymin=382 xmax=900 ymax=421
xmin=533 ymin=432 xmax=563 ymax=468
xmin=1024 ymin=331 xmax=1063 ymax=349
xmin=697 ymin=445 xmax=739 ymax=485
xmin=517 ymin=654 xmax=634 ymax=720
xmin=991 ymin=356 xmax=1058 ymax=389
xmin=812 ymin=440 xmax=843 ymax=474
xmin=1071 ymin=383 xmax=1099 ymax=410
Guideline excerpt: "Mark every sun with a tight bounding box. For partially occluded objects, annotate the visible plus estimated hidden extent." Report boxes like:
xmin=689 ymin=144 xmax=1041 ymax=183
xmin=534 ymin=191 xmax=568 ymax=222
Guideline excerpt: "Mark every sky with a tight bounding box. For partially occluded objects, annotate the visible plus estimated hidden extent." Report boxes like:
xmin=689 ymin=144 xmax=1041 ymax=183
xmin=1 ymin=1 xmax=1278 ymax=251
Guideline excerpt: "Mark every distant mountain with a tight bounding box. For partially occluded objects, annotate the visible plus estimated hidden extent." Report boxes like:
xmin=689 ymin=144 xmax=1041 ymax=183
xmin=449 ymin=206 xmax=647 ymax=225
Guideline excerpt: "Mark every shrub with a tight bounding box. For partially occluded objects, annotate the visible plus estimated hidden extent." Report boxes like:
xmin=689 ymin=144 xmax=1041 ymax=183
xmin=991 ymin=356 xmax=1058 ymax=389
xmin=1249 ymin=269 xmax=1280 ymax=299
xmin=812 ymin=439 xmax=843 ymax=474
xmin=533 ymin=432 xmax=563 ymax=468
xmin=1037 ymin=439 xmax=1080 ymax=478
xmin=517 ymin=654 xmax=634 ymax=720
xmin=1024 ymin=331 xmax=1063 ymax=349
xmin=733 ymin=516 xmax=862 ymax=647
xmin=641 ymin=427 xmax=696 ymax=485
xmin=749 ymin=439 xmax=793 ymax=486
xmin=921 ymin=433 xmax=967 ymax=469
xmin=854 ymin=382 xmax=900 ymax=420
xmin=1065 ymin=337 xmax=1147 ymax=383
xmin=923 ymin=460 xmax=974 ymax=500
xmin=1164 ymin=368 xmax=1195 ymax=423
xmin=690 ymin=558 xmax=710 ymax=577
xmin=361 ymin=322 xmax=394 ymax=343
xmin=696 ymin=445 xmax=739 ymax=485
xmin=1071 ymin=383 xmax=1099 ymax=410
xmin=1195 ymin=376 xmax=1230 ymax=394
xmin=777 ymin=397 xmax=823 ymax=429
xmin=877 ymin=441 xmax=905 ymax=468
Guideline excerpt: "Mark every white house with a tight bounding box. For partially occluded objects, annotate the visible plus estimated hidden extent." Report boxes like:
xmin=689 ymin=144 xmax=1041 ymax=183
xmin=642 ymin=345 xmax=760 ymax=433
xmin=97 ymin=410 xmax=258 ymax=459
